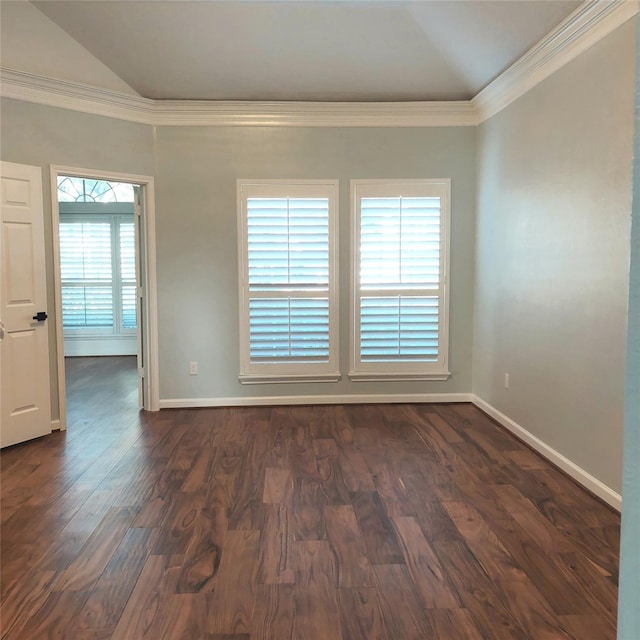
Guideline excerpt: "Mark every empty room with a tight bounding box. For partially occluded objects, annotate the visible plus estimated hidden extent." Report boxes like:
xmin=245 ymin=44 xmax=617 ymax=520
xmin=1 ymin=1 xmax=639 ymax=639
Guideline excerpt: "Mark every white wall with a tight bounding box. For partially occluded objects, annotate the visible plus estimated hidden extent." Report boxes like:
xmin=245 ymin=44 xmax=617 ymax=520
xmin=0 ymin=100 xmax=476 ymax=410
xmin=473 ymin=19 xmax=636 ymax=494
xmin=154 ymin=125 xmax=477 ymax=402
xmin=0 ymin=0 xmax=138 ymax=96
xmin=0 ymin=98 xmax=155 ymax=420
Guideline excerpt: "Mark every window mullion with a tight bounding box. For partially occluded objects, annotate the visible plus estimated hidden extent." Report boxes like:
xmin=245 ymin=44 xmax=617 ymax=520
xmin=112 ymin=217 xmax=122 ymax=335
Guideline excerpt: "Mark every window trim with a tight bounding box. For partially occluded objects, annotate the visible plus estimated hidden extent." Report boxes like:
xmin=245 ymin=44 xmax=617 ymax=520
xmin=349 ymin=179 xmax=451 ymax=381
xmin=237 ymin=179 xmax=340 ymax=384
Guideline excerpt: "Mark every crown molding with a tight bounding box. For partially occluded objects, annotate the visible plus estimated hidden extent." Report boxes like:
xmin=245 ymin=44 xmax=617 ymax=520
xmin=1 ymin=1 xmax=637 ymax=128
xmin=0 ymin=68 xmax=155 ymax=124
xmin=151 ymin=99 xmax=478 ymax=127
xmin=473 ymin=0 xmax=639 ymax=123
xmin=0 ymin=68 xmax=477 ymax=127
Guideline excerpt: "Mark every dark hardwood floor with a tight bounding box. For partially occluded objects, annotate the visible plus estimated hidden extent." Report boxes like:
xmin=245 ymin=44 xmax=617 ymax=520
xmin=1 ymin=358 xmax=620 ymax=639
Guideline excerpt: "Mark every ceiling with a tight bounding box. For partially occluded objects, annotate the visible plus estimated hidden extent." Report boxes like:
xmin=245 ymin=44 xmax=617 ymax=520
xmin=31 ymin=0 xmax=582 ymax=102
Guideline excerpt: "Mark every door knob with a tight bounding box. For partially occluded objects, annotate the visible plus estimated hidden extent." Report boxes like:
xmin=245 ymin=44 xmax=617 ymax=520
xmin=32 ymin=311 xmax=48 ymax=322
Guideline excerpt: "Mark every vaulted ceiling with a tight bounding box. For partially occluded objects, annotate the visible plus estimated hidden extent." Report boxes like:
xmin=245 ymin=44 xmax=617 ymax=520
xmin=29 ymin=0 xmax=582 ymax=102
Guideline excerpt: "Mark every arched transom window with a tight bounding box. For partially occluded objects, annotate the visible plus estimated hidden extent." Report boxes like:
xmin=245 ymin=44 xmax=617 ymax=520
xmin=57 ymin=177 xmax=134 ymax=203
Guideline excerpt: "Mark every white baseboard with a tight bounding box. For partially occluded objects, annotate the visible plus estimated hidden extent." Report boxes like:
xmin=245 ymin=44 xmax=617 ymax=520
xmin=50 ymin=419 xmax=65 ymax=432
xmin=471 ymin=395 xmax=621 ymax=511
xmin=159 ymin=392 xmax=472 ymax=409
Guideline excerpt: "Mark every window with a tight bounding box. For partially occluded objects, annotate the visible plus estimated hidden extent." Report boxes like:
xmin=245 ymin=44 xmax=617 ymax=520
xmin=58 ymin=176 xmax=135 ymax=203
xmin=237 ymin=180 xmax=339 ymax=383
xmin=350 ymin=179 xmax=450 ymax=380
xmin=59 ymin=210 xmax=137 ymax=336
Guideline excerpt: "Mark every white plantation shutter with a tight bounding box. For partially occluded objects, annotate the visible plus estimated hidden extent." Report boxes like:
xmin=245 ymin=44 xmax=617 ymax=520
xmin=119 ymin=223 xmax=137 ymax=329
xmin=351 ymin=181 xmax=450 ymax=380
xmin=60 ymin=221 xmax=113 ymax=328
xmin=59 ymin=214 xmax=136 ymax=334
xmin=238 ymin=181 xmax=338 ymax=382
xmin=360 ymin=296 xmax=439 ymax=360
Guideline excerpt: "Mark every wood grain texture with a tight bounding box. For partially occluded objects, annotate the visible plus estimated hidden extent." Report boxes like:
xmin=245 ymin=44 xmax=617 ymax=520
xmin=292 ymin=541 xmax=342 ymax=640
xmin=0 ymin=358 xmax=621 ymax=639
xmin=208 ymin=530 xmax=260 ymax=635
xmin=371 ymin=564 xmax=435 ymax=640
xmin=324 ymin=505 xmax=372 ymax=588
xmin=251 ymin=584 xmax=294 ymax=640
xmin=391 ymin=516 xmax=461 ymax=609
xmin=337 ymin=588 xmax=389 ymax=640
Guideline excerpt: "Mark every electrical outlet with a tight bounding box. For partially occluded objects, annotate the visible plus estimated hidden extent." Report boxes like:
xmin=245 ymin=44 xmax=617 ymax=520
xmin=189 ymin=361 xmax=198 ymax=375
xmin=504 ymin=373 xmax=510 ymax=389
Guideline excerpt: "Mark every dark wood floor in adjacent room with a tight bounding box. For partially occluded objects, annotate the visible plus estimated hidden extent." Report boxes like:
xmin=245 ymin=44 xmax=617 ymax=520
xmin=1 ymin=357 xmax=620 ymax=639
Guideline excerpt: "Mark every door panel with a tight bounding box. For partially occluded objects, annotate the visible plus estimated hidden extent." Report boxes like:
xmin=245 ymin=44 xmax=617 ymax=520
xmin=5 ymin=222 xmax=36 ymax=303
xmin=1 ymin=161 xmax=51 ymax=447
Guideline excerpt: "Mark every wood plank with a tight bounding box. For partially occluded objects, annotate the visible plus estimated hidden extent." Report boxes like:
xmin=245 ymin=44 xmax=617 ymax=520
xmin=482 ymin=514 xmax=593 ymax=616
xmin=262 ymin=467 xmax=292 ymax=504
xmin=497 ymin=579 xmax=576 ymax=640
xmin=292 ymin=540 xmax=343 ymax=640
xmin=432 ymin=540 xmax=528 ymax=640
xmin=208 ymin=530 xmax=260 ymax=635
xmin=11 ymin=590 xmax=89 ymax=640
xmin=370 ymin=462 xmax=416 ymax=517
xmin=75 ymin=527 xmax=158 ymax=629
xmin=491 ymin=484 xmax=575 ymax=553
xmin=54 ymin=506 xmax=138 ymax=592
xmin=313 ymin=438 xmax=351 ymax=505
xmin=176 ymin=506 xmax=227 ymax=593
xmin=258 ymin=504 xmax=296 ymax=585
xmin=442 ymin=500 xmax=527 ymax=582
xmin=152 ymin=491 xmax=206 ymax=555
xmin=110 ymin=554 xmax=184 ymax=640
xmin=559 ymin=614 xmax=616 ymax=640
xmin=336 ymin=449 xmax=375 ymax=492
xmin=425 ymin=608 xmax=485 ymax=640
xmin=371 ymin=564 xmax=435 ymax=640
xmin=0 ymin=570 xmax=58 ymax=639
xmin=391 ymin=516 xmax=460 ymax=609
xmin=227 ymin=422 xmax=268 ymax=531
xmin=551 ymin=551 xmax=618 ymax=626
xmin=292 ymin=477 xmax=326 ymax=541
xmin=351 ymin=492 xmax=404 ymax=565
xmin=144 ymin=593 xmax=212 ymax=640
xmin=324 ymin=505 xmax=372 ymax=588
xmin=337 ymin=588 xmax=389 ymax=640
xmin=404 ymin=406 xmax=464 ymax=443
xmin=251 ymin=584 xmax=295 ymax=640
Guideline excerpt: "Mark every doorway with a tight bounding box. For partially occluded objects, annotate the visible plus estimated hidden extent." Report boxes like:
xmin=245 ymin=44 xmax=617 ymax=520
xmin=50 ymin=167 xmax=159 ymax=430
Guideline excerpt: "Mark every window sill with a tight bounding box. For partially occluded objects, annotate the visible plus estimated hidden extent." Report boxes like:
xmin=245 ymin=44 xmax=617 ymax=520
xmin=239 ymin=372 xmax=341 ymax=385
xmin=348 ymin=371 xmax=451 ymax=382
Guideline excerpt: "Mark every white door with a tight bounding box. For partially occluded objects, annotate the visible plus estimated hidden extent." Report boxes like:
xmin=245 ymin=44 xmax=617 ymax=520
xmin=1 ymin=161 xmax=51 ymax=447
xmin=134 ymin=186 xmax=144 ymax=408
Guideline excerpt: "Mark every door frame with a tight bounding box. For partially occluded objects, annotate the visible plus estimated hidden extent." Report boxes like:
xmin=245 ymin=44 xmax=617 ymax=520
xmin=50 ymin=165 xmax=160 ymax=426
